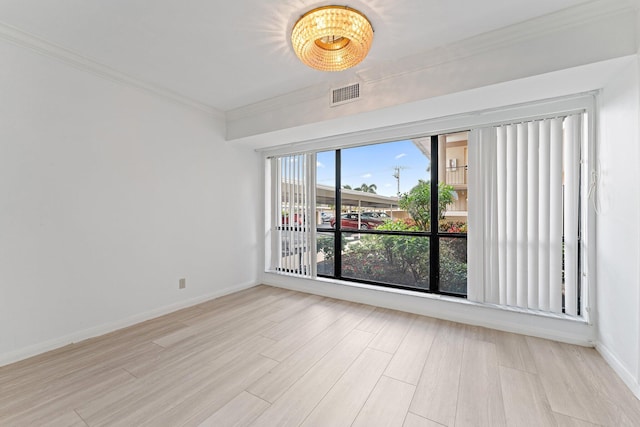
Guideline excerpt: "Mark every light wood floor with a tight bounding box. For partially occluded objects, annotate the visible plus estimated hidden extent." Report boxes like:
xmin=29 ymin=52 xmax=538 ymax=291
xmin=2 ymin=285 xmax=640 ymax=426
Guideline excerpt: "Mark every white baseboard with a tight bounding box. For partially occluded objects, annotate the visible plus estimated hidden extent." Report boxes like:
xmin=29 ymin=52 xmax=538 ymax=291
xmin=0 ymin=280 xmax=257 ymax=367
xmin=596 ymin=342 xmax=640 ymax=400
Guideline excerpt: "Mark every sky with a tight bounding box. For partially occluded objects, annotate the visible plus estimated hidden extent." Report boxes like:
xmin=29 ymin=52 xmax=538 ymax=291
xmin=316 ymin=139 xmax=431 ymax=197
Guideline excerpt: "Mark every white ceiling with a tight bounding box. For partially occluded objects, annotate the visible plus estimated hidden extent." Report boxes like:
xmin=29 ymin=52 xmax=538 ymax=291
xmin=0 ymin=0 xmax=595 ymax=111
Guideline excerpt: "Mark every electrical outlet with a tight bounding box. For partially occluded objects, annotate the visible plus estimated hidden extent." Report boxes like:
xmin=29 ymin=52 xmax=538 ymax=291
xmin=179 ymin=278 xmax=186 ymax=289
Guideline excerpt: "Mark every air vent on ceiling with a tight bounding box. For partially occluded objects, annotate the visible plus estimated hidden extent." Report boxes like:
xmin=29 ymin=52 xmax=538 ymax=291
xmin=330 ymin=83 xmax=360 ymax=107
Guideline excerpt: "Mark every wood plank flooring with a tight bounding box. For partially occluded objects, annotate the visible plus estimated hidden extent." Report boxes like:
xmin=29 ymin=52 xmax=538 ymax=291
xmin=1 ymin=284 xmax=640 ymax=426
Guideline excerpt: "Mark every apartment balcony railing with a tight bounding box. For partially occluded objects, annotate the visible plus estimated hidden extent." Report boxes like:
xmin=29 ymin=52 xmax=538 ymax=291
xmin=445 ymin=165 xmax=467 ymax=185
xmin=447 ymin=198 xmax=468 ymax=213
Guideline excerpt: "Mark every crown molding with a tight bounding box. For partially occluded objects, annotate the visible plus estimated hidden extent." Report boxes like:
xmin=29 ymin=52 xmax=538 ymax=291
xmin=227 ymin=0 xmax=637 ymax=122
xmin=358 ymin=0 xmax=636 ymax=84
xmin=3 ymin=0 xmax=631 ymax=124
xmin=0 ymin=21 xmax=225 ymax=119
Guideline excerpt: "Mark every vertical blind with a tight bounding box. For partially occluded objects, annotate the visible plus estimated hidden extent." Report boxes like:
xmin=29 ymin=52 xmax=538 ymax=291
xmin=468 ymin=114 xmax=582 ymax=316
xmin=271 ymin=154 xmax=315 ymax=277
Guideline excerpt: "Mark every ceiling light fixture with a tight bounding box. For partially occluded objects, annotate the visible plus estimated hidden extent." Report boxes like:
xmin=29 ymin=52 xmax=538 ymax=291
xmin=291 ymin=6 xmax=374 ymax=72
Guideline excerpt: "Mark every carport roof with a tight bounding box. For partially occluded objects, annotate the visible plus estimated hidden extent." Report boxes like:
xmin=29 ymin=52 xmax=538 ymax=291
xmin=316 ymin=184 xmax=399 ymax=209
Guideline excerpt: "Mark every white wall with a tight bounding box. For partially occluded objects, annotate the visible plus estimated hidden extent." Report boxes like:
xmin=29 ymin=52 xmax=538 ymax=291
xmin=596 ymin=57 xmax=640 ymax=395
xmin=0 ymin=39 xmax=262 ymax=364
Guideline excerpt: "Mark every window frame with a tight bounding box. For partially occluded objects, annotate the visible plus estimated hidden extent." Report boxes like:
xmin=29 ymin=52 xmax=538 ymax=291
xmin=263 ymin=92 xmax=596 ymax=322
xmin=317 ymin=140 xmax=468 ymax=297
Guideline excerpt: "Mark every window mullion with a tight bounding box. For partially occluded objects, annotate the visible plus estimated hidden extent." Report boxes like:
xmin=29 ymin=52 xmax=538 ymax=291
xmin=335 ymin=149 xmax=342 ymax=279
xmin=430 ymin=134 xmax=440 ymax=293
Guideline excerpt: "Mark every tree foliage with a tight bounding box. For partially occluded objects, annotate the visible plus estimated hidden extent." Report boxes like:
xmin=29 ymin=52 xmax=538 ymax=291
xmin=398 ymin=180 xmax=454 ymax=231
xmin=354 ymin=183 xmax=377 ymax=194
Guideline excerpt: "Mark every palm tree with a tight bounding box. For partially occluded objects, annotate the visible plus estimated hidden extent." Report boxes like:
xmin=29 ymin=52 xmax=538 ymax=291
xmin=354 ymin=183 xmax=377 ymax=194
xmin=342 ymin=184 xmax=352 ymax=190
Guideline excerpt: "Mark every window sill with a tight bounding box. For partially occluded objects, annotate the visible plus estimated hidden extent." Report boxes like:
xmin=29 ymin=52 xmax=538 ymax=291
xmin=312 ymin=275 xmax=587 ymax=324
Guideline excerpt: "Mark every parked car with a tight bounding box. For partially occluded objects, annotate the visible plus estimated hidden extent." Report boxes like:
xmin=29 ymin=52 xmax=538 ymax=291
xmin=320 ymin=212 xmax=334 ymax=223
xmin=329 ymin=212 xmax=390 ymax=230
xmin=360 ymin=212 xmax=391 ymax=221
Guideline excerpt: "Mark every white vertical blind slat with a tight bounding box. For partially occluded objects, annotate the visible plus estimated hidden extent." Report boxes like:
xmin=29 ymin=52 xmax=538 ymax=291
xmin=487 ymin=132 xmax=500 ymax=305
xmin=309 ymin=154 xmax=318 ymax=277
xmin=288 ymin=157 xmax=293 ymax=273
xmin=527 ymin=121 xmax=540 ymax=310
xmin=294 ymin=155 xmax=299 ymax=272
xmin=496 ymin=126 xmax=508 ymax=306
xmin=287 ymin=156 xmax=292 ymax=272
xmin=305 ymin=154 xmax=312 ymax=274
xmin=277 ymin=157 xmax=283 ymax=271
xmin=297 ymin=155 xmax=302 ymax=272
xmin=538 ymin=120 xmax=551 ymax=311
xmin=467 ymin=129 xmax=480 ymax=301
xmin=279 ymin=157 xmax=285 ymax=271
xmin=516 ymin=123 xmax=528 ymax=308
xmin=467 ymin=129 xmax=483 ymax=302
xmin=505 ymin=125 xmax=518 ymax=307
xmin=302 ymin=155 xmax=308 ymax=272
xmin=272 ymin=158 xmax=281 ymax=271
xmin=302 ymin=156 xmax=306 ymax=272
xmin=564 ymin=115 xmax=581 ymax=316
xmin=549 ymin=118 xmax=564 ymax=313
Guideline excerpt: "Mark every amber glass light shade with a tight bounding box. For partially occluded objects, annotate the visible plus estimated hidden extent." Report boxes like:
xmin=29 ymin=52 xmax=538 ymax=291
xmin=291 ymin=6 xmax=374 ymax=72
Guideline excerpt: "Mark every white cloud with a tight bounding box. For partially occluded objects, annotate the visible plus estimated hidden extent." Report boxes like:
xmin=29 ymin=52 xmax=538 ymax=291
xmin=384 ymin=183 xmax=392 ymax=187
xmin=317 ymin=161 xmax=325 ymax=168
xmin=395 ymin=153 xmax=407 ymax=159
xmin=361 ymin=173 xmax=372 ymax=178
